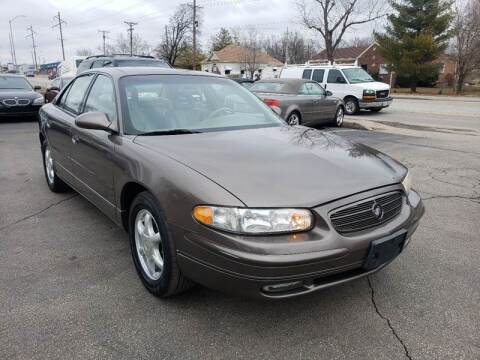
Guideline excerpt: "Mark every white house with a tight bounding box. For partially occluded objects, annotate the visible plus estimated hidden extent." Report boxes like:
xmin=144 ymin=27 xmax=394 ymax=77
xmin=201 ymin=44 xmax=283 ymax=80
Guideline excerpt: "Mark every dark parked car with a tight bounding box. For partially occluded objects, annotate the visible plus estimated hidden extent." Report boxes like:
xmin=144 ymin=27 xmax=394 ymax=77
xmin=76 ymin=54 xmax=172 ymax=74
xmin=39 ymin=68 xmax=424 ymax=299
xmin=232 ymin=78 xmax=255 ymax=89
xmin=44 ymin=74 xmax=74 ymax=103
xmin=0 ymin=74 xmax=44 ymax=119
xmin=251 ymin=78 xmax=345 ymax=127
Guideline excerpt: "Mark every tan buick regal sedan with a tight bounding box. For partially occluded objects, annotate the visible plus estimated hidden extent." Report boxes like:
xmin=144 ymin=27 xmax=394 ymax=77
xmin=38 ymin=68 xmax=424 ymax=299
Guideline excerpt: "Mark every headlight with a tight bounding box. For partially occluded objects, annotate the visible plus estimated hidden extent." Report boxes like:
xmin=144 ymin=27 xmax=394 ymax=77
xmin=33 ymin=97 xmax=45 ymax=105
xmin=193 ymin=206 xmax=313 ymax=234
xmin=402 ymin=171 xmax=412 ymax=193
xmin=363 ymin=89 xmax=376 ymax=96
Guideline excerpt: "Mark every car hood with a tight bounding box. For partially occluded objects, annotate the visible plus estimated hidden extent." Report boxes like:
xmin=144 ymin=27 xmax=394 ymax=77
xmin=351 ymin=82 xmax=390 ymax=91
xmin=134 ymin=126 xmax=406 ymax=208
xmin=0 ymin=89 xmax=41 ymax=100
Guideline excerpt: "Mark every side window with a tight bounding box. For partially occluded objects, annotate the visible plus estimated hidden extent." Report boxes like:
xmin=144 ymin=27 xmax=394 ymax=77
xmin=83 ymin=74 xmax=117 ymax=123
xmin=92 ymin=60 xmax=105 ymax=68
xmin=327 ymin=69 xmax=346 ymax=84
xmin=62 ymin=75 xmax=94 ymax=114
xmin=306 ymin=82 xmax=326 ymax=96
xmin=302 ymin=69 xmax=312 ymax=80
xmin=298 ymin=83 xmax=310 ymax=95
xmin=312 ymin=69 xmax=325 ymax=83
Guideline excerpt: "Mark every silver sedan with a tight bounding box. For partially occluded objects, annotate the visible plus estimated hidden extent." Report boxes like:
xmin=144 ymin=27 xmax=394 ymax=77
xmin=250 ymin=78 xmax=345 ymax=127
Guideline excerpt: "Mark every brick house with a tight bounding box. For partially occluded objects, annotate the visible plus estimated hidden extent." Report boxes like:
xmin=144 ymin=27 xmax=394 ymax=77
xmin=311 ymin=43 xmax=456 ymax=86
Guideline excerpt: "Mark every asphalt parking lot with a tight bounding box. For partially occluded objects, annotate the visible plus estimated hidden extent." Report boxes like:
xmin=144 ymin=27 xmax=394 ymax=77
xmin=1 ymin=97 xmax=479 ymax=359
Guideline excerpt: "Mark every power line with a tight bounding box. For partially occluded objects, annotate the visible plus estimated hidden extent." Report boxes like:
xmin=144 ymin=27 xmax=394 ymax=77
xmin=26 ymin=25 xmax=38 ymax=70
xmin=53 ymin=11 xmax=67 ymax=61
xmin=124 ymin=21 xmax=138 ymax=56
xmin=98 ymin=30 xmax=110 ymax=54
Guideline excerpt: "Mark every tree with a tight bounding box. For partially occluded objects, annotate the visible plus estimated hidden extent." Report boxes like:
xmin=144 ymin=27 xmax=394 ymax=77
xmin=76 ymin=48 xmax=94 ymax=56
xmin=451 ymin=0 xmax=480 ymax=93
xmin=263 ymin=31 xmax=319 ymax=64
xmin=155 ymin=4 xmax=196 ymax=67
xmin=375 ymin=0 xmax=453 ymax=91
xmin=298 ymin=0 xmax=386 ymax=62
xmin=211 ymin=28 xmax=233 ymax=51
xmin=241 ymin=29 xmax=262 ymax=79
xmin=105 ymin=33 xmax=150 ymax=55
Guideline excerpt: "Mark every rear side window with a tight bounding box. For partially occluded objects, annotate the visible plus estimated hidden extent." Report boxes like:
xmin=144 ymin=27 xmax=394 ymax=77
xmin=302 ymin=69 xmax=312 ymax=79
xmin=76 ymin=60 xmax=92 ymax=73
xmin=327 ymin=69 xmax=346 ymax=84
xmin=62 ymin=75 xmax=94 ymax=114
xmin=312 ymin=69 xmax=325 ymax=82
xmin=83 ymin=74 xmax=117 ymax=123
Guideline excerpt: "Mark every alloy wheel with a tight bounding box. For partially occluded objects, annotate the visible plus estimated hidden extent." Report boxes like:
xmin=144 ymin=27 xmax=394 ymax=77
xmin=287 ymin=113 xmax=300 ymax=125
xmin=44 ymin=147 xmax=55 ymax=185
xmin=135 ymin=209 xmax=164 ymax=281
xmin=336 ymin=107 xmax=344 ymax=126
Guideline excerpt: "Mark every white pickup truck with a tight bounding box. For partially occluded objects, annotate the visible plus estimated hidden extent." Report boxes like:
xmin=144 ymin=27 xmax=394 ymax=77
xmin=280 ymin=64 xmax=392 ymax=115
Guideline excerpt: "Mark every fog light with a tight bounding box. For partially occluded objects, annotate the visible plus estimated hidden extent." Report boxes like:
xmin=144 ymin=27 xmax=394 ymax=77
xmin=262 ymin=281 xmax=304 ymax=293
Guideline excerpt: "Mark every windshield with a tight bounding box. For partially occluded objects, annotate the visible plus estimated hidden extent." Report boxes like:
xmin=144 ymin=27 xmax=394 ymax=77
xmin=116 ymin=60 xmax=170 ymax=68
xmin=342 ymin=68 xmax=375 ymax=84
xmin=0 ymin=76 xmax=32 ymax=90
xmin=120 ymin=75 xmax=284 ymax=135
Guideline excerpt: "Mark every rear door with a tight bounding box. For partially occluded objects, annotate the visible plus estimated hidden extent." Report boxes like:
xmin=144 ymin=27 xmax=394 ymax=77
xmin=44 ymin=74 xmax=94 ymax=180
xmin=70 ymin=73 xmax=118 ymax=218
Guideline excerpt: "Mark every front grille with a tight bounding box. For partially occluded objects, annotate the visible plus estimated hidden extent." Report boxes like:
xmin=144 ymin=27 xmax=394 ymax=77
xmin=2 ymin=99 xmax=17 ymax=106
xmin=17 ymin=99 xmax=30 ymax=105
xmin=330 ymin=191 xmax=403 ymax=234
xmin=376 ymin=90 xmax=389 ymax=99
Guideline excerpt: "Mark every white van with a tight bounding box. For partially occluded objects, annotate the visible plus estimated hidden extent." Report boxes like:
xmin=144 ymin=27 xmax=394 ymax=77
xmin=280 ymin=63 xmax=392 ymax=115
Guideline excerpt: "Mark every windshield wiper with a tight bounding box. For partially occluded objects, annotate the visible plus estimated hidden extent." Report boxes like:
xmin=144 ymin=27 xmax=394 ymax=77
xmin=136 ymin=129 xmax=202 ymax=136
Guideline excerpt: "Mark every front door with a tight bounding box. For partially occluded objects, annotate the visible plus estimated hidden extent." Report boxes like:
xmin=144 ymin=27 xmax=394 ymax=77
xmin=70 ymin=74 xmax=118 ymax=218
xmin=323 ymin=69 xmax=348 ymax=99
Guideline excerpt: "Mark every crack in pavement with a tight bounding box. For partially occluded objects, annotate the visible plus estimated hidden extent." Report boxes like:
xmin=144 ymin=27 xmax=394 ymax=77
xmin=0 ymin=194 xmax=78 ymax=232
xmin=367 ymin=277 xmax=413 ymax=360
xmin=422 ymin=194 xmax=480 ymax=204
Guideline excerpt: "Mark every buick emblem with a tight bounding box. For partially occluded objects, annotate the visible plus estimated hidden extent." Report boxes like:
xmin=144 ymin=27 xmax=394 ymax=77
xmin=372 ymin=202 xmax=384 ymax=219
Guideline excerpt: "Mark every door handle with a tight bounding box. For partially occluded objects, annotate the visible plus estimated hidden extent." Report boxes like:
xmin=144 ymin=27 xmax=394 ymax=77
xmin=72 ymin=135 xmax=79 ymax=144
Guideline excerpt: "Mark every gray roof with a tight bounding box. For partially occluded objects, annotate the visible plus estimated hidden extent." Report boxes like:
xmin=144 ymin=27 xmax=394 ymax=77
xmin=82 ymin=67 xmax=225 ymax=79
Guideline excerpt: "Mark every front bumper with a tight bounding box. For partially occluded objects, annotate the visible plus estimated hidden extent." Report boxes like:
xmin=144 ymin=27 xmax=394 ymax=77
xmin=174 ymin=185 xmax=424 ymax=299
xmin=359 ymin=97 xmax=393 ymax=109
xmin=0 ymin=105 xmax=41 ymax=118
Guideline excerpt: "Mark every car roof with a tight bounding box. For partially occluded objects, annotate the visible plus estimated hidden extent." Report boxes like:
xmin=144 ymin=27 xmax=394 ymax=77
xmin=81 ymin=67 xmax=226 ymax=80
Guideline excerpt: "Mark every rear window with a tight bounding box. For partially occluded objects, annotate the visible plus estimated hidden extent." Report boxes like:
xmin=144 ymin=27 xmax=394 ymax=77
xmin=115 ymin=60 xmax=170 ymax=68
xmin=250 ymin=82 xmax=285 ymax=93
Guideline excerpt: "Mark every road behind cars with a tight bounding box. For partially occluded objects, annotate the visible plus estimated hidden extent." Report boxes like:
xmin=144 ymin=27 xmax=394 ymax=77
xmin=0 ymin=97 xmax=479 ymax=359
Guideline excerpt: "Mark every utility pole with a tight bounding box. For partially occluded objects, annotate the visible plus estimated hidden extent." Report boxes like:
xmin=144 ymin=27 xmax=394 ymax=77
xmin=26 ymin=25 xmax=38 ymax=71
xmin=53 ymin=12 xmax=66 ymax=61
xmin=98 ymin=30 xmax=110 ymax=55
xmin=124 ymin=21 xmax=137 ymax=56
xmin=192 ymin=0 xmax=197 ymax=70
xmin=9 ymin=15 xmax=26 ymax=66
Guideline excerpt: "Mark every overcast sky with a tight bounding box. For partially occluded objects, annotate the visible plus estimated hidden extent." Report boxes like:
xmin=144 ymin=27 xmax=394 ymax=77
xmin=1 ymin=0 xmax=380 ymax=65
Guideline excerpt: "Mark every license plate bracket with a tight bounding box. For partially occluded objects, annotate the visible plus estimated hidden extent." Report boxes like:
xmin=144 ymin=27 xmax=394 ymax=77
xmin=362 ymin=233 xmax=406 ymax=271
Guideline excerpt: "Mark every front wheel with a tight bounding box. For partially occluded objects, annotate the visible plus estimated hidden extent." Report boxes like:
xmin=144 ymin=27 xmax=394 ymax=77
xmin=129 ymin=192 xmax=192 ymax=297
xmin=333 ymin=107 xmax=344 ymax=127
xmin=344 ymin=98 xmax=359 ymax=115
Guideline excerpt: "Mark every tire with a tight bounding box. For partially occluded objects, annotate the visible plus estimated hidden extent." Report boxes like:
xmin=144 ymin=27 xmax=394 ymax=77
xmin=41 ymin=142 xmax=69 ymax=193
xmin=370 ymin=108 xmax=382 ymax=113
xmin=286 ymin=111 xmax=301 ymax=125
xmin=344 ymin=97 xmax=359 ymax=115
xmin=129 ymin=191 xmax=193 ymax=297
xmin=332 ymin=106 xmax=344 ymax=127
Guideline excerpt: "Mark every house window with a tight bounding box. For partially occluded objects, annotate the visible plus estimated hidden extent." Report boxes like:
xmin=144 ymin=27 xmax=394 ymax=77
xmin=437 ymin=63 xmax=445 ymax=74
xmin=379 ymin=64 xmax=389 ymax=75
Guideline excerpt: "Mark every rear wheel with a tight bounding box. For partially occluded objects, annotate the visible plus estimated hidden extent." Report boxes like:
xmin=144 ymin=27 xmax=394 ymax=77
xmin=129 ymin=191 xmax=193 ymax=297
xmin=42 ymin=143 xmax=69 ymax=193
xmin=286 ymin=111 xmax=301 ymax=125
xmin=333 ymin=106 xmax=344 ymax=127
xmin=344 ymin=97 xmax=359 ymax=115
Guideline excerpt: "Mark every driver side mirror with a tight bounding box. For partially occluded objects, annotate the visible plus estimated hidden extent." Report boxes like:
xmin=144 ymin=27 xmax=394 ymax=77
xmin=326 ymin=90 xmax=333 ymax=96
xmin=34 ymin=85 xmax=42 ymax=91
xmin=75 ymin=112 xmax=115 ymax=133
